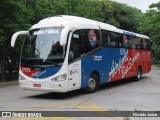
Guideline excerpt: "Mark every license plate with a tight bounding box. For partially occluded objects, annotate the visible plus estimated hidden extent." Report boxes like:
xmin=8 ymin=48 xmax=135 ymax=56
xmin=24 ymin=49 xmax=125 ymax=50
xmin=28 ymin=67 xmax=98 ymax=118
xmin=33 ymin=84 xmax=41 ymax=88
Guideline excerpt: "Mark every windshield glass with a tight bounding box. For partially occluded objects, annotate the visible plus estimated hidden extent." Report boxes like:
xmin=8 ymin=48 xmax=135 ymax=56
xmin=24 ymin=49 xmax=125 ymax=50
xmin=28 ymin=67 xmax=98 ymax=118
xmin=21 ymin=27 xmax=65 ymax=67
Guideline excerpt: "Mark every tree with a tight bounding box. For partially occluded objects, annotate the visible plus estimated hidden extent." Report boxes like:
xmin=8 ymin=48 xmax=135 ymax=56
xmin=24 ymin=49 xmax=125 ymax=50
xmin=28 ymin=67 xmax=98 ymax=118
xmin=112 ymin=2 xmax=142 ymax=31
xmin=0 ymin=0 xmax=34 ymax=81
xmin=138 ymin=2 xmax=160 ymax=59
xmin=0 ymin=0 xmax=146 ymax=81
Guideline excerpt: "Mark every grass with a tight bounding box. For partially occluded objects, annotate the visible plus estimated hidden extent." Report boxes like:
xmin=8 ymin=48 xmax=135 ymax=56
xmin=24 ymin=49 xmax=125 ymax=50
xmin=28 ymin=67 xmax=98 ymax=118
xmin=152 ymin=60 xmax=160 ymax=67
xmin=152 ymin=64 xmax=160 ymax=67
xmin=157 ymin=64 xmax=160 ymax=67
xmin=0 ymin=80 xmax=18 ymax=86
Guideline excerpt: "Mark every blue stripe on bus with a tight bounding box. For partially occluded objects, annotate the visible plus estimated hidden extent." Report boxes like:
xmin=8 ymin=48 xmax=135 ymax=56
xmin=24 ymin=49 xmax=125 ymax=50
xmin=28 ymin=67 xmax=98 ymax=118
xmin=31 ymin=66 xmax=62 ymax=79
xmin=81 ymin=47 xmax=126 ymax=88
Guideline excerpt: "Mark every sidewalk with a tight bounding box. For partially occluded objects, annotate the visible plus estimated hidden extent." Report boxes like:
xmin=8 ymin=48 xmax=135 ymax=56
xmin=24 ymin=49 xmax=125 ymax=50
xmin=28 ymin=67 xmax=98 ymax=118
xmin=0 ymin=80 xmax=18 ymax=86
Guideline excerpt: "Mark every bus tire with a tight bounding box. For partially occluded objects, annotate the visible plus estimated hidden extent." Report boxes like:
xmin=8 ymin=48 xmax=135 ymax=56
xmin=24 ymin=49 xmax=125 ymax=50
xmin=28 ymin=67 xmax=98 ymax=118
xmin=135 ymin=67 xmax=142 ymax=81
xmin=83 ymin=73 xmax=99 ymax=93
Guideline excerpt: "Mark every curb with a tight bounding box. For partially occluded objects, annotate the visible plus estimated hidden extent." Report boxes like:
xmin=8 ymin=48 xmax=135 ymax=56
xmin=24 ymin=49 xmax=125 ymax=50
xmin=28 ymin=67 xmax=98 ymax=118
xmin=0 ymin=80 xmax=18 ymax=86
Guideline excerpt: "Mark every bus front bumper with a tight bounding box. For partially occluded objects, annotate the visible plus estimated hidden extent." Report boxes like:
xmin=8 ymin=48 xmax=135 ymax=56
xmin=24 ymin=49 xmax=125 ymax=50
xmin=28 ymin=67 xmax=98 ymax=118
xmin=19 ymin=81 xmax=68 ymax=93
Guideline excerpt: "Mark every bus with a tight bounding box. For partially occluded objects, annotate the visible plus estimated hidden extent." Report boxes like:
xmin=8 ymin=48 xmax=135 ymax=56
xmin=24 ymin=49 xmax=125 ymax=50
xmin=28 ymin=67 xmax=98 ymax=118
xmin=11 ymin=15 xmax=151 ymax=93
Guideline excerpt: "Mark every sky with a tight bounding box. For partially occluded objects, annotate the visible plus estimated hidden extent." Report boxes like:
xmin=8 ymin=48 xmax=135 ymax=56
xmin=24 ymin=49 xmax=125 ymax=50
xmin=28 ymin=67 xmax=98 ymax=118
xmin=111 ymin=0 xmax=159 ymax=12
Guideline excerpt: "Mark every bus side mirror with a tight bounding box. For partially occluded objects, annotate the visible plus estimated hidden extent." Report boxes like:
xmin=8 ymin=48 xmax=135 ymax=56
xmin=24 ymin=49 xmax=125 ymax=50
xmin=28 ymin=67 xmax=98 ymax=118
xmin=60 ymin=27 xmax=77 ymax=45
xmin=60 ymin=27 xmax=70 ymax=46
xmin=11 ymin=31 xmax=28 ymax=47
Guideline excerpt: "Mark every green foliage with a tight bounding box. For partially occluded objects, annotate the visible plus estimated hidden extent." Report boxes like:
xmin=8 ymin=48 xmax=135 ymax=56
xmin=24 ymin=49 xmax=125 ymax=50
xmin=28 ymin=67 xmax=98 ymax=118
xmin=112 ymin=2 xmax=142 ymax=31
xmin=0 ymin=0 xmax=153 ymax=56
xmin=2 ymin=0 xmax=159 ymax=81
xmin=0 ymin=0 xmax=34 ymax=40
xmin=138 ymin=1 xmax=160 ymax=58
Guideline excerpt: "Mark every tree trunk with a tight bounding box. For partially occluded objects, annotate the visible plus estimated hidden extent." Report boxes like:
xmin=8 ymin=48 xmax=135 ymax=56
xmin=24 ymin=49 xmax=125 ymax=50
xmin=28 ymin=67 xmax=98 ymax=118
xmin=1 ymin=41 xmax=6 ymax=82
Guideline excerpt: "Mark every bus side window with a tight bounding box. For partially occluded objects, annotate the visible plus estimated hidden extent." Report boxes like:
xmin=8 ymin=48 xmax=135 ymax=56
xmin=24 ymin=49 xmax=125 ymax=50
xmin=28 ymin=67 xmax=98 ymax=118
xmin=117 ymin=34 xmax=123 ymax=48
xmin=81 ymin=29 xmax=100 ymax=54
xmin=125 ymin=36 xmax=151 ymax=50
xmin=128 ymin=36 xmax=134 ymax=49
xmin=121 ymin=34 xmax=129 ymax=48
xmin=102 ymin=30 xmax=118 ymax=47
xmin=140 ymin=39 xmax=151 ymax=50
xmin=146 ymin=39 xmax=151 ymax=50
xmin=110 ymin=32 xmax=119 ymax=47
xmin=102 ymin=30 xmax=109 ymax=47
xmin=122 ymin=35 xmax=139 ymax=49
xmin=69 ymin=29 xmax=100 ymax=63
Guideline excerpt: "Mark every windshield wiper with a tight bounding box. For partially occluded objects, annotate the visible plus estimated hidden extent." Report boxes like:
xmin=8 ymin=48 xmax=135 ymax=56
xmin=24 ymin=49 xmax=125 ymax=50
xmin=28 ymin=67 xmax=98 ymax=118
xmin=21 ymin=59 xmax=62 ymax=67
xmin=44 ymin=60 xmax=59 ymax=65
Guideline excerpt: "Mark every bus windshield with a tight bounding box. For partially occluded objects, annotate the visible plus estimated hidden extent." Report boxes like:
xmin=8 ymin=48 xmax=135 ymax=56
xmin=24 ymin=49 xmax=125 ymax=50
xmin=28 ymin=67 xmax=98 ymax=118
xmin=21 ymin=27 xmax=65 ymax=67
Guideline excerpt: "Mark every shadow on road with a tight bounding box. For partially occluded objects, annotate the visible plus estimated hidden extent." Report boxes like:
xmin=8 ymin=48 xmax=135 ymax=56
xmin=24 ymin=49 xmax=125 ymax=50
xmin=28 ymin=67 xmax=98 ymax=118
xmin=99 ymin=76 xmax=148 ymax=91
xmin=26 ymin=89 xmax=83 ymax=100
xmin=25 ymin=76 xmax=149 ymax=100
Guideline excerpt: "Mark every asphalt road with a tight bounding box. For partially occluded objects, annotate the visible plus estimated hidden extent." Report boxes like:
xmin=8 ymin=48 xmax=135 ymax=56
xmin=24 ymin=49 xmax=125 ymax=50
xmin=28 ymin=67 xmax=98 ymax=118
xmin=0 ymin=66 xmax=160 ymax=120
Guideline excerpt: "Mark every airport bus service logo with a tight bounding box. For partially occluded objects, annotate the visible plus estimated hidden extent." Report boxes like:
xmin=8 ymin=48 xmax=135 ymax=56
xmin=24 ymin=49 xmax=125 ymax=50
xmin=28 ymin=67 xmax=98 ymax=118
xmin=70 ymin=70 xmax=78 ymax=75
xmin=20 ymin=66 xmax=47 ymax=78
xmin=109 ymin=50 xmax=139 ymax=81
xmin=92 ymin=55 xmax=102 ymax=61
xmin=31 ymin=70 xmax=46 ymax=78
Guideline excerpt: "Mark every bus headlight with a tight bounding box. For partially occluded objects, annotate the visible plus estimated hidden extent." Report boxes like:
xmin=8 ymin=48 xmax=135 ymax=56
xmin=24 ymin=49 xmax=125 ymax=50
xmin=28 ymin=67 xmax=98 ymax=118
xmin=51 ymin=74 xmax=67 ymax=82
xmin=19 ymin=74 xmax=25 ymax=80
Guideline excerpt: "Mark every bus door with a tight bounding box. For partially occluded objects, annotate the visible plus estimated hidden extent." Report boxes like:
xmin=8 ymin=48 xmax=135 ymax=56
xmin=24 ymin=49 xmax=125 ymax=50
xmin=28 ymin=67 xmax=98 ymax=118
xmin=67 ymin=30 xmax=82 ymax=90
xmin=68 ymin=61 xmax=81 ymax=90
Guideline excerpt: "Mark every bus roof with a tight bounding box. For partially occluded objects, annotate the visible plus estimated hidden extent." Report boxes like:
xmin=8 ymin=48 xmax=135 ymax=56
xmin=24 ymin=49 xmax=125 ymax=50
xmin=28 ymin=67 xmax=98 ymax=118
xmin=31 ymin=15 xmax=149 ymax=39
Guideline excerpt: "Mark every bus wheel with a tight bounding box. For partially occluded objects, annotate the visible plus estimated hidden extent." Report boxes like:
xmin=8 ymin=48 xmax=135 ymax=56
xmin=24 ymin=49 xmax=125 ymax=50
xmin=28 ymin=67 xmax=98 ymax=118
xmin=135 ymin=67 xmax=142 ymax=81
xmin=84 ymin=73 xmax=99 ymax=93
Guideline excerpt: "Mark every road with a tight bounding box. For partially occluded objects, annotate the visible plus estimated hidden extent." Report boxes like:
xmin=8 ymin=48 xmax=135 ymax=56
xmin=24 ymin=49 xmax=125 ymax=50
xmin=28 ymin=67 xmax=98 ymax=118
xmin=0 ymin=66 xmax=160 ymax=120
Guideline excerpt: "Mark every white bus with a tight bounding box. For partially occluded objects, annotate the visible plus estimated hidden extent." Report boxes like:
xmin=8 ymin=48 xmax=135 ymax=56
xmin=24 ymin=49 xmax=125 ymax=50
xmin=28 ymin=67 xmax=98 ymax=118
xmin=11 ymin=15 xmax=151 ymax=93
